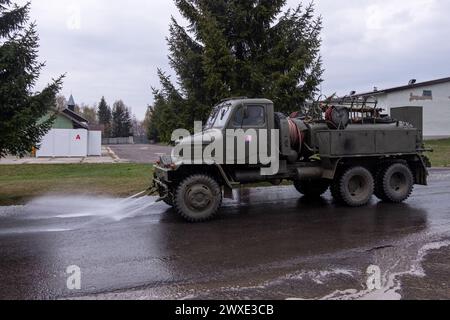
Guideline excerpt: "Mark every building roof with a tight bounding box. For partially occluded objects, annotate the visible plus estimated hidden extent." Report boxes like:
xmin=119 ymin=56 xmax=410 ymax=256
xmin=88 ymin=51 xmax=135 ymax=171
xmin=57 ymin=94 xmax=90 ymax=129
xmin=354 ymin=77 xmax=450 ymax=97
xmin=67 ymin=94 xmax=76 ymax=107
xmin=60 ymin=108 xmax=89 ymax=130
xmin=63 ymin=108 xmax=88 ymax=123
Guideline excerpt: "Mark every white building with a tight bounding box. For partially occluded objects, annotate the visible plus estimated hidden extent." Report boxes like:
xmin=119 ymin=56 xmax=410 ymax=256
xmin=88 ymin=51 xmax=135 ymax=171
xmin=354 ymin=77 xmax=450 ymax=138
xmin=36 ymin=95 xmax=102 ymax=158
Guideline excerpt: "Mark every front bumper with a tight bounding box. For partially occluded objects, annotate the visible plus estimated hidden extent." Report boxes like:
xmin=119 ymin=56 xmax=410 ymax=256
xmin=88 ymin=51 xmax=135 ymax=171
xmin=148 ymin=166 xmax=172 ymax=201
xmin=154 ymin=165 xmax=171 ymax=184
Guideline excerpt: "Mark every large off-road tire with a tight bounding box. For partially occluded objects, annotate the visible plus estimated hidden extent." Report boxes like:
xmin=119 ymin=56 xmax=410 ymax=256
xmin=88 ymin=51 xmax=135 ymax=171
xmin=337 ymin=167 xmax=374 ymax=207
xmin=174 ymin=174 xmax=222 ymax=222
xmin=379 ymin=163 xmax=414 ymax=203
xmin=294 ymin=179 xmax=329 ymax=198
xmin=374 ymin=164 xmax=390 ymax=201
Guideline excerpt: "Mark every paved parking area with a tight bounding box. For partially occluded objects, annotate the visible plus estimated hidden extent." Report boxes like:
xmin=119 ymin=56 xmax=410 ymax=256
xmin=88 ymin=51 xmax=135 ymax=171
xmin=108 ymin=144 xmax=172 ymax=164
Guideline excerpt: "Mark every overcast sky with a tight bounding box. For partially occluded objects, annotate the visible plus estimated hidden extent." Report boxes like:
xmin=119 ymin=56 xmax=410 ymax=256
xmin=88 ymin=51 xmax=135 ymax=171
xmin=29 ymin=0 xmax=450 ymax=120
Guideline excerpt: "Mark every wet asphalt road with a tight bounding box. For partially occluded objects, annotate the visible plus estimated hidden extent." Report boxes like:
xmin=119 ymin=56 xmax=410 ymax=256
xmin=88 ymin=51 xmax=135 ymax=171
xmin=1 ymin=170 xmax=450 ymax=300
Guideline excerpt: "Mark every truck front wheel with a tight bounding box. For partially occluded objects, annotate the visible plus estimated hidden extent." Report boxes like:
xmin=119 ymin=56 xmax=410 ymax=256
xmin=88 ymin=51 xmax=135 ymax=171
xmin=294 ymin=179 xmax=329 ymax=198
xmin=174 ymin=174 xmax=222 ymax=222
xmin=337 ymin=167 xmax=374 ymax=207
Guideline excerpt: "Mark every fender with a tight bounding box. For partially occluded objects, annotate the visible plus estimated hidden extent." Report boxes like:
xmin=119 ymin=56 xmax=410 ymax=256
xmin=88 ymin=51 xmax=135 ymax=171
xmin=321 ymin=158 xmax=342 ymax=180
xmin=215 ymin=164 xmax=235 ymax=199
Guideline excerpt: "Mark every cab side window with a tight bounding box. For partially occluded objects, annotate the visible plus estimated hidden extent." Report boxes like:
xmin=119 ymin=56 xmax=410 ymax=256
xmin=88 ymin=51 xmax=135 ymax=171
xmin=232 ymin=105 xmax=265 ymax=127
xmin=232 ymin=108 xmax=244 ymax=127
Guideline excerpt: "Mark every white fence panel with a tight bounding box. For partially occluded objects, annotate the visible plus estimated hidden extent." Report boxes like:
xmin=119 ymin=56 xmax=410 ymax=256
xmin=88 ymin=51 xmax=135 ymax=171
xmin=102 ymin=136 xmax=134 ymax=145
xmin=69 ymin=130 xmax=88 ymax=157
xmin=53 ymin=130 xmax=71 ymax=156
xmin=88 ymin=131 xmax=102 ymax=156
xmin=36 ymin=130 xmax=55 ymax=157
xmin=36 ymin=129 xmax=90 ymax=157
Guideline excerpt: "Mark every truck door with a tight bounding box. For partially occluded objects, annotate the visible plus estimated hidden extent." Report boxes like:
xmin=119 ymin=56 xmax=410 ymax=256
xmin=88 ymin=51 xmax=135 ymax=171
xmin=227 ymin=104 xmax=269 ymax=165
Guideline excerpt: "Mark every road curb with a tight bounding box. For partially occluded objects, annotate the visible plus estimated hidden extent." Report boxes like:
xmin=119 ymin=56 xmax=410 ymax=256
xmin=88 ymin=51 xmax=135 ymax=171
xmin=106 ymin=147 xmax=121 ymax=162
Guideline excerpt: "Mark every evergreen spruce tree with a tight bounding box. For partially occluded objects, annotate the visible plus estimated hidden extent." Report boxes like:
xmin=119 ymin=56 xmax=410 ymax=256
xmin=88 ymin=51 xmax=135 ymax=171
xmin=143 ymin=106 xmax=157 ymax=142
xmin=112 ymin=100 xmax=132 ymax=138
xmin=123 ymin=107 xmax=133 ymax=136
xmin=151 ymin=0 xmax=323 ymax=142
xmin=0 ymin=0 xmax=63 ymax=157
xmin=97 ymin=96 xmax=112 ymax=138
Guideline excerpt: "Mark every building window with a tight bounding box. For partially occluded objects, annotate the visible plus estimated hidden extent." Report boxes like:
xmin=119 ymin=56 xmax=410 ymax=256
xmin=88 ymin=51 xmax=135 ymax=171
xmin=423 ymin=90 xmax=433 ymax=97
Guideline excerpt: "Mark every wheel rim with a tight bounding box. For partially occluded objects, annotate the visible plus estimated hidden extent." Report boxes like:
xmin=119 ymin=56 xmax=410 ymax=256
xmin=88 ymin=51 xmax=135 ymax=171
xmin=389 ymin=172 xmax=407 ymax=194
xmin=184 ymin=183 xmax=214 ymax=212
xmin=348 ymin=175 xmax=367 ymax=200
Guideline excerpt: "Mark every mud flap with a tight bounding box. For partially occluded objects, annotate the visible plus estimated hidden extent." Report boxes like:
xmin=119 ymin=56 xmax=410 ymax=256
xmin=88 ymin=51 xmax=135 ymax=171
xmin=415 ymin=156 xmax=429 ymax=186
xmin=223 ymin=185 xmax=233 ymax=199
xmin=321 ymin=158 xmax=341 ymax=180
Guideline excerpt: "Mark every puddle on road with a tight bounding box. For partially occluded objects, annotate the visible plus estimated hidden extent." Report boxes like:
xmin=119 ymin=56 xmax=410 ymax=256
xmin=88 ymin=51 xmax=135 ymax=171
xmin=0 ymin=194 xmax=160 ymax=235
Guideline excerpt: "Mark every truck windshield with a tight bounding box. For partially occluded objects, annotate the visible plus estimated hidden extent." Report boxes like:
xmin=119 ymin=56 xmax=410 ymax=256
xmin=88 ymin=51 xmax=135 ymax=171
xmin=205 ymin=103 xmax=232 ymax=129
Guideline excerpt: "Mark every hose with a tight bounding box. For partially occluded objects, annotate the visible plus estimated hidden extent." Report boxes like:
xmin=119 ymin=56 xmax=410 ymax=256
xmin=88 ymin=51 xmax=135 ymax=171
xmin=325 ymin=106 xmax=337 ymax=129
xmin=287 ymin=118 xmax=304 ymax=153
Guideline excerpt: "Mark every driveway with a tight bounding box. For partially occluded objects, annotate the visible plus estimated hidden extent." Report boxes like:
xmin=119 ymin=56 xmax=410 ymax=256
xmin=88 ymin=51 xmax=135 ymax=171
xmin=108 ymin=144 xmax=172 ymax=164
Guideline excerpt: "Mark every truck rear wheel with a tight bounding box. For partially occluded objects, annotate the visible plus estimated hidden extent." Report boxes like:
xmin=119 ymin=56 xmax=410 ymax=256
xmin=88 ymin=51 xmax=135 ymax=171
xmin=294 ymin=179 xmax=329 ymax=198
xmin=174 ymin=174 xmax=222 ymax=222
xmin=379 ymin=163 xmax=414 ymax=203
xmin=374 ymin=162 xmax=394 ymax=201
xmin=337 ymin=167 xmax=374 ymax=207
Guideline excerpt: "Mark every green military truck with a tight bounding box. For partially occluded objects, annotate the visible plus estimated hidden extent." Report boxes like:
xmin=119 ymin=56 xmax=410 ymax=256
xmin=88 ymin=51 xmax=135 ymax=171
xmin=152 ymin=97 xmax=429 ymax=222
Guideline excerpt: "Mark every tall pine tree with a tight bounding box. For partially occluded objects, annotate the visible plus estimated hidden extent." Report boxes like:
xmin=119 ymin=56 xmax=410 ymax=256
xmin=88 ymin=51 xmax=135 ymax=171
xmin=0 ymin=0 xmax=63 ymax=157
xmin=97 ymin=96 xmax=112 ymax=138
xmin=150 ymin=0 xmax=323 ymax=142
xmin=112 ymin=100 xmax=132 ymax=138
